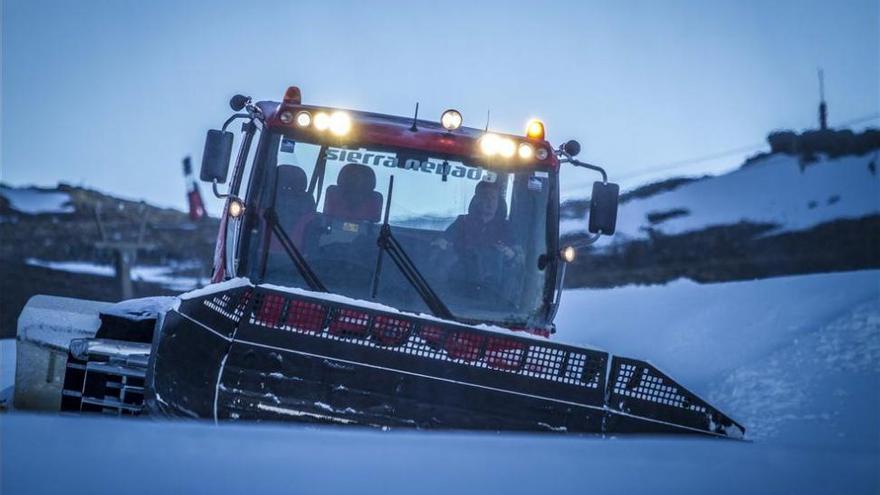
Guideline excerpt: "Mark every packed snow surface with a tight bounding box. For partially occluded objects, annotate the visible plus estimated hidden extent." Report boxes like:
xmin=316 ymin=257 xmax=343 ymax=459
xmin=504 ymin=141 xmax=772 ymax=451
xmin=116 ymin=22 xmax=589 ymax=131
xmin=554 ymin=270 xmax=879 ymax=391
xmin=562 ymin=153 xmax=880 ymax=239
xmin=2 ymin=270 xmax=878 ymax=494
xmin=1 ymin=413 xmax=876 ymax=495
xmin=554 ymin=270 xmax=879 ymax=452
xmin=0 ymin=185 xmax=74 ymax=215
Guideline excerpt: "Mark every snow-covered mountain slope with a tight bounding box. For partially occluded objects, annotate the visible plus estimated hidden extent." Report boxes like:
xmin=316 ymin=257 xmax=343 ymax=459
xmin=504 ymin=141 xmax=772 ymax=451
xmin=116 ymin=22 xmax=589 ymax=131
xmin=562 ymin=153 xmax=880 ymax=241
xmin=0 ymin=183 xmax=218 ymax=263
xmin=0 ymin=185 xmax=74 ymax=215
xmin=23 ymin=258 xmax=202 ymax=292
xmin=1 ymin=270 xmax=877 ymax=494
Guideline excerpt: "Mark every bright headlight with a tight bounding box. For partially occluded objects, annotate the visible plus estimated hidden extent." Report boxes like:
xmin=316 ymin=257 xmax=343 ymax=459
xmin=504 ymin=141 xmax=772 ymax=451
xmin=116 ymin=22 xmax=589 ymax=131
xmin=228 ymin=198 xmax=245 ymax=218
xmin=313 ymin=112 xmax=331 ymax=131
xmin=518 ymin=143 xmax=534 ymax=159
xmin=441 ymin=109 xmax=463 ymax=130
xmin=329 ymin=111 xmax=352 ymax=136
xmin=561 ymin=245 xmax=576 ymax=263
xmin=480 ymin=134 xmax=501 ymax=155
xmin=499 ymin=138 xmax=516 ymax=158
xmin=480 ymin=134 xmax=518 ymax=158
xmin=295 ymin=111 xmax=312 ymax=127
xmin=481 ymin=137 xmax=497 ymax=155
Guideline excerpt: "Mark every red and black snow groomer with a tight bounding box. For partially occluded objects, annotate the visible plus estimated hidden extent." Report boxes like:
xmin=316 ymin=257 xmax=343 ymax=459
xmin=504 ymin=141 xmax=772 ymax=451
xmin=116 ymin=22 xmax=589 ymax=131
xmin=14 ymin=88 xmax=744 ymax=438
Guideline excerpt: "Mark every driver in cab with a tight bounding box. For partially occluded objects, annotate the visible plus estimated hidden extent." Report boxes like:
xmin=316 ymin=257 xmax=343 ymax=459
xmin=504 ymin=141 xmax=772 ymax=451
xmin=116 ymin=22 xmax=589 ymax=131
xmin=433 ymin=181 xmax=522 ymax=295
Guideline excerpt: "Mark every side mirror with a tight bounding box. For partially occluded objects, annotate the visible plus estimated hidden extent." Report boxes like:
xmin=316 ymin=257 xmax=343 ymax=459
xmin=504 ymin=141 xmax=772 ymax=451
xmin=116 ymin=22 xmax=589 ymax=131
xmin=562 ymin=140 xmax=581 ymax=157
xmin=588 ymin=181 xmax=619 ymax=235
xmin=200 ymin=130 xmax=234 ymax=184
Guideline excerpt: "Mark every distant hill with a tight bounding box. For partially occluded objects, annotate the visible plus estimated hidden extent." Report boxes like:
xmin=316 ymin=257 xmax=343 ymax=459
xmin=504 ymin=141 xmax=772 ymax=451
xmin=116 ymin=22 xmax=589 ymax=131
xmin=561 ymin=133 xmax=880 ymax=288
xmin=0 ymin=183 xmax=219 ymax=337
xmin=0 ymin=183 xmax=218 ymax=265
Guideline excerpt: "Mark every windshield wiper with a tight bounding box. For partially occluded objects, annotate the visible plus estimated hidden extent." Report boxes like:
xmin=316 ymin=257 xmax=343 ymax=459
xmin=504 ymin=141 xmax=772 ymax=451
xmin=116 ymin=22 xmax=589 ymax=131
xmin=370 ymin=176 xmax=454 ymax=320
xmin=264 ymin=208 xmax=327 ymax=292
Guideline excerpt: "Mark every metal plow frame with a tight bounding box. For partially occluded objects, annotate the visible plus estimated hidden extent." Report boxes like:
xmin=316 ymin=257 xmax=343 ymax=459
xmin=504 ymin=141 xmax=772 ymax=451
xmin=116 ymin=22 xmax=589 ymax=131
xmin=146 ymin=285 xmax=745 ymax=439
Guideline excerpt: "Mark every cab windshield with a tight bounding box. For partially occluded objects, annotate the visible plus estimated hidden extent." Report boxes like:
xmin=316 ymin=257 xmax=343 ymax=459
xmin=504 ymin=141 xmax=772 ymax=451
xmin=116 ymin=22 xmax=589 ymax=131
xmin=256 ymin=133 xmax=554 ymax=326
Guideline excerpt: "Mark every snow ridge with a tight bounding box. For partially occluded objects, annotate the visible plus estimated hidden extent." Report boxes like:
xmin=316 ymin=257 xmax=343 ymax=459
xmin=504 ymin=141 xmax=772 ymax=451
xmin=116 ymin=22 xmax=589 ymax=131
xmin=562 ymin=153 xmax=880 ymax=241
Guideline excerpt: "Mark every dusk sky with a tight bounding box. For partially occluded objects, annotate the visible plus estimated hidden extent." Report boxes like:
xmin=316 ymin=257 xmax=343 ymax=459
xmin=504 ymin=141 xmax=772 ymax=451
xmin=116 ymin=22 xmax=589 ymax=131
xmin=2 ymin=0 xmax=878 ymax=212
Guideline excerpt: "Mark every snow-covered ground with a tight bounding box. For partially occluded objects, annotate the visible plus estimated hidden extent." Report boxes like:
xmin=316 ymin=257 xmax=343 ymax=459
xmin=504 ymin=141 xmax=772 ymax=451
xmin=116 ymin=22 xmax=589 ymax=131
xmin=1 ymin=270 xmax=878 ymax=494
xmin=554 ymin=270 xmax=879 ymax=452
xmin=24 ymin=258 xmax=203 ymax=291
xmin=0 ymin=185 xmax=74 ymax=215
xmin=1 ymin=413 xmax=876 ymax=495
xmin=562 ymin=153 xmax=880 ymax=240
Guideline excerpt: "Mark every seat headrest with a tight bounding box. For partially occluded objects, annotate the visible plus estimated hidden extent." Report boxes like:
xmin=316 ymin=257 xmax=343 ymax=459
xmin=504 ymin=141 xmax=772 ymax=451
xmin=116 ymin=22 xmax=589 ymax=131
xmin=277 ymin=165 xmax=308 ymax=193
xmin=337 ymin=163 xmax=377 ymax=193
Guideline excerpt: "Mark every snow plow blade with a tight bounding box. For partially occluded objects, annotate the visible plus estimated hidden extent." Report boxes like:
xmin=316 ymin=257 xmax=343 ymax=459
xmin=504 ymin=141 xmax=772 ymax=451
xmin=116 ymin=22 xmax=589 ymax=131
xmin=145 ymin=284 xmax=745 ymax=439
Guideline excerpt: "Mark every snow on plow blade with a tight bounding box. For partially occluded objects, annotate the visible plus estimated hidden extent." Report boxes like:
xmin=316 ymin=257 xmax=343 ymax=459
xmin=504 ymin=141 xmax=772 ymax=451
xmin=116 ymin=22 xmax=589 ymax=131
xmin=146 ymin=284 xmax=745 ymax=439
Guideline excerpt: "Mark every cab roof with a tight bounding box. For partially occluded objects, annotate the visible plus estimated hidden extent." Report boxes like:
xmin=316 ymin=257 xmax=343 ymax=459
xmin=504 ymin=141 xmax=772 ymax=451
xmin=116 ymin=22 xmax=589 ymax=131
xmin=256 ymin=100 xmax=559 ymax=170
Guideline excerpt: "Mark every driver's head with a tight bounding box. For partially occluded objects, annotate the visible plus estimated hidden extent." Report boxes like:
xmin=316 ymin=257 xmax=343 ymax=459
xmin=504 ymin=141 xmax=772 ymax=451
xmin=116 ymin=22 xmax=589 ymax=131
xmin=469 ymin=181 xmax=500 ymax=222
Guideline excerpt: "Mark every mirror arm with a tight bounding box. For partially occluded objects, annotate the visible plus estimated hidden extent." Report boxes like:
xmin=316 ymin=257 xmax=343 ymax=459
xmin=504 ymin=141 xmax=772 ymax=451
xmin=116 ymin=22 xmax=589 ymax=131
xmin=569 ymin=233 xmax=601 ymax=248
xmin=211 ymin=179 xmax=231 ymax=199
xmin=210 ymin=180 xmax=247 ymax=204
xmin=560 ymin=157 xmax=608 ymax=183
xmin=221 ymin=100 xmax=264 ymax=131
xmin=221 ymin=113 xmax=251 ymax=132
xmin=213 ymin=106 xmax=263 ymax=199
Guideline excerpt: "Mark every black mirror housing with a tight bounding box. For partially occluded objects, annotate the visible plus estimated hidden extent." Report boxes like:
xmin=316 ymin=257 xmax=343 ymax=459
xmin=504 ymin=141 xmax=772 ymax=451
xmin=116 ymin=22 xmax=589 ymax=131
xmin=229 ymin=94 xmax=250 ymax=112
xmin=200 ymin=129 xmax=234 ymax=183
xmin=588 ymin=181 xmax=619 ymax=235
xmin=563 ymin=140 xmax=581 ymax=157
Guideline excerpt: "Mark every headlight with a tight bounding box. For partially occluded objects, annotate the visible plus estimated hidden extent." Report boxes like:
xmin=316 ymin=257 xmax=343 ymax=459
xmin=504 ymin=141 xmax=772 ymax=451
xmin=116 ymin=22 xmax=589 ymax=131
xmin=480 ymin=133 xmax=518 ymax=158
xmin=441 ymin=109 xmax=463 ymax=130
xmin=329 ymin=111 xmax=352 ymax=136
xmin=480 ymin=134 xmax=502 ymax=155
xmin=535 ymin=147 xmax=549 ymax=160
xmin=295 ymin=111 xmax=311 ymax=127
xmin=518 ymin=143 xmax=534 ymax=160
xmin=228 ymin=198 xmax=245 ymax=218
xmin=279 ymin=111 xmax=294 ymax=124
xmin=499 ymin=138 xmax=516 ymax=158
xmin=313 ymin=112 xmax=331 ymax=131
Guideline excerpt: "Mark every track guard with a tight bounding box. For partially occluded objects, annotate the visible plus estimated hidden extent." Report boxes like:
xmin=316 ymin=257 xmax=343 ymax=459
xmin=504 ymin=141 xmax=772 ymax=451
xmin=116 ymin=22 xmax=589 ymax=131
xmin=605 ymin=357 xmax=745 ymax=438
xmin=144 ymin=282 xmax=252 ymax=418
xmin=148 ymin=283 xmax=745 ymax=438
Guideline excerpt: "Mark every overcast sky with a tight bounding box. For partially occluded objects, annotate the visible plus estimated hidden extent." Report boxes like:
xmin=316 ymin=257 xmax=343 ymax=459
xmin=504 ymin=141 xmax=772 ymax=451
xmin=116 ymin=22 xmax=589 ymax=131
xmin=2 ymin=0 xmax=878 ymax=212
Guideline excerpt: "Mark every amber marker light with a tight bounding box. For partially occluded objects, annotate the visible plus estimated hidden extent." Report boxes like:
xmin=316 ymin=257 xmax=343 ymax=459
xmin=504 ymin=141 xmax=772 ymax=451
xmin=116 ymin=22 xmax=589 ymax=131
xmin=526 ymin=119 xmax=545 ymax=140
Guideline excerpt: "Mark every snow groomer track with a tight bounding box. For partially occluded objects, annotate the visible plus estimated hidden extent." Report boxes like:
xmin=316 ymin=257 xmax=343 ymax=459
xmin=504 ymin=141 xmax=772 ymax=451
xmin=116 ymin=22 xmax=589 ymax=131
xmin=147 ymin=280 xmax=744 ymax=438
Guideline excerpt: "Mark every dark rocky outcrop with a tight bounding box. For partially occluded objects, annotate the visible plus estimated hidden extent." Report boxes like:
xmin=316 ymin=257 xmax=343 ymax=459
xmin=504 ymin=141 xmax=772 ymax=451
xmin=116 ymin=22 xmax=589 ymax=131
xmin=565 ymin=216 xmax=880 ymax=288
